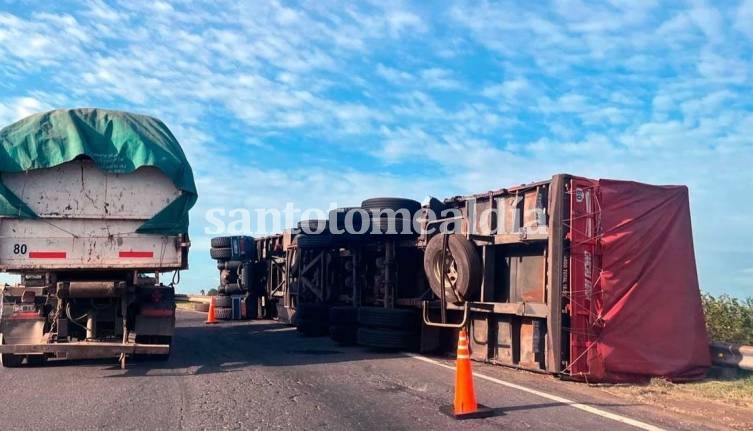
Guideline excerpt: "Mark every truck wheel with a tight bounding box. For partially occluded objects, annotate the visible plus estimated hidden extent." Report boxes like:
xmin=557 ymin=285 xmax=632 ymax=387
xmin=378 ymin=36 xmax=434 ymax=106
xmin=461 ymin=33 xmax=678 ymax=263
xmin=211 ymin=236 xmax=232 ymax=248
xmin=217 ymin=260 xmax=243 ymax=270
xmin=297 ymin=233 xmax=332 ymax=248
xmin=214 ymin=294 xmax=232 ymax=308
xmin=360 ymin=197 xmax=421 ymax=214
xmin=1 ymin=353 xmax=23 ymax=368
xmin=215 ymin=306 xmax=232 ymax=320
xmin=0 ymin=334 xmax=23 ymax=367
xmin=357 ymin=327 xmax=417 ymax=350
xmin=423 ymin=234 xmax=482 ymax=303
xmin=329 ymin=306 xmax=357 ymax=325
xmin=240 ymin=262 xmax=252 ymax=290
xmin=210 ymin=247 xmax=232 ymax=260
xmin=357 ymin=307 xmax=419 ymax=330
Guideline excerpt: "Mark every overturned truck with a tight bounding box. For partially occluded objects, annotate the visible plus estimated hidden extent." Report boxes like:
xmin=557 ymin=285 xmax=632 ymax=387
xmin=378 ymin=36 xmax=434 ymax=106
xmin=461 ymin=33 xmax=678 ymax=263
xmin=257 ymin=175 xmax=711 ymax=382
xmin=0 ymin=109 xmax=196 ymax=367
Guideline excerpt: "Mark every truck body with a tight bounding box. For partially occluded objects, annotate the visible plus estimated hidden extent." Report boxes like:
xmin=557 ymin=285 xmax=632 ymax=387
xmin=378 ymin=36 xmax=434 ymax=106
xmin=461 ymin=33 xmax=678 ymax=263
xmin=256 ymin=174 xmax=711 ymax=383
xmin=0 ymin=109 xmax=196 ymax=367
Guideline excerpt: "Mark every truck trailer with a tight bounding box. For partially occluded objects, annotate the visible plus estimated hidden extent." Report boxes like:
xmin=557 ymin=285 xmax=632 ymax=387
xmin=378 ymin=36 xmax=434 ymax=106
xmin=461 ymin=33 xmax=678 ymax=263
xmin=257 ymin=174 xmax=711 ymax=383
xmin=0 ymin=108 xmax=196 ymax=368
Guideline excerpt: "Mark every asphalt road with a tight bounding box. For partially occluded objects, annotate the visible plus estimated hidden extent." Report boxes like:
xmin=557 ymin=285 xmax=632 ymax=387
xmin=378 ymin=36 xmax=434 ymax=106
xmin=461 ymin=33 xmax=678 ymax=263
xmin=0 ymin=311 xmax=717 ymax=430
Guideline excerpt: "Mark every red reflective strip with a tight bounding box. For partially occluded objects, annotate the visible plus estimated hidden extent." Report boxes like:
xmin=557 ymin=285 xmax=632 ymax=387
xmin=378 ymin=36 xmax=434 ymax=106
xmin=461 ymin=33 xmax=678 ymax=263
xmin=119 ymin=251 xmax=154 ymax=258
xmin=28 ymin=251 xmax=67 ymax=259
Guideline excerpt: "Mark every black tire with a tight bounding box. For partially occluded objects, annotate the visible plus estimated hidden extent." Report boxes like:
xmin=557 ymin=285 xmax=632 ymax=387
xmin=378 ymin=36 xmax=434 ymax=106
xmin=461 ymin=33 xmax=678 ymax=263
xmin=294 ymin=302 xmax=330 ymax=325
xmin=357 ymin=307 xmax=420 ymax=330
xmin=225 ymin=283 xmax=242 ymax=294
xmin=297 ymin=219 xmax=328 ymax=234
xmin=210 ymin=247 xmax=232 ymax=260
xmin=330 ymin=325 xmax=357 ymax=345
xmin=357 ymin=327 xmax=417 ymax=350
xmin=361 ymin=197 xmax=421 ymax=215
xmin=220 ymin=269 xmax=238 ymax=286
xmin=1 ymin=353 xmax=23 ymax=367
xmin=423 ymin=234 xmax=482 ymax=303
xmin=329 ymin=306 xmax=358 ymax=325
xmin=194 ymin=302 xmax=210 ymax=312
xmin=364 ymin=215 xmax=417 ymax=236
xmin=240 ymin=262 xmax=252 ymax=290
xmin=214 ymin=294 xmax=232 ymax=308
xmin=297 ymin=321 xmax=329 ymax=337
xmin=215 ymin=306 xmax=232 ymax=320
xmin=297 ymin=233 xmax=332 ymax=249
xmin=217 ymin=260 xmax=244 ymax=270
xmin=211 ymin=236 xmax=232 ymax=248
xmin=329 ymin=207 xmax=364 ymax=232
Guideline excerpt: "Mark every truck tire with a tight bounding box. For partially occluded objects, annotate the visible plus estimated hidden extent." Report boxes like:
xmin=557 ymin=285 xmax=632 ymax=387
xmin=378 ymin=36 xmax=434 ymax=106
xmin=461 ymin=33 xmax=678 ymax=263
xmin=297 ymin=233 xmax=332 ymax=248
xmin=211 ymin=236 xmax=232 ymax=248
xmin=215 ymin=306 xmax=232 ymax=320
xmin=329 ymin=207 xmax=364 ymax=232
xmin=366 ymin=215 xmax=417 ymax=236
xmin=357 ymin=327 xmax=417 ymax=350
xmin=423 ymin=234 xmax=482 ymax=304
xmin=297 ymin=219 xmax=328 ymax=234
xmin=357 ymin=307 xmax=419 ymax=330
xmin=210 ymin=247 xmax=232 ymax=260
xmin=194 ymin=302 xmax=210 ymax=312
xmin=294 ymin=302 xmax=329 ymax=324
xmin=240 ymin=262 xmax=252 ymax=290
xmin=214 ymin=294 xmax=232 ymax=308
xmin=1 ymin=353 xmax=23 ymax=368
xmin=220 ymin=269 xmax=238 ymax=286
xmin=329 ymin=306 xmax=357 ymax=325
xmin=224 ymin=283 xmax=242 ymax=295
xmin=330 ymin=325 xmax=357 ymax=345
xmin=360 ymin=197 xmax=421 ymax=214
xmin=0 ymin=334 xmax=23 ymax=367
xmin=217 ymin=260 xmax=244 ymax=270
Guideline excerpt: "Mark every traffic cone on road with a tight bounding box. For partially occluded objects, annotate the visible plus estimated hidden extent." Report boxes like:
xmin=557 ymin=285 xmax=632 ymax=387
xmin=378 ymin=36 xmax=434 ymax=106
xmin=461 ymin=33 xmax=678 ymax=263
xmin=205 ymin=297 xmax=218 ymax=325
xmin=441 ymin=327 xmax=494 ymax=420
xmin=454 ymin=328 xmax=478 ymax=414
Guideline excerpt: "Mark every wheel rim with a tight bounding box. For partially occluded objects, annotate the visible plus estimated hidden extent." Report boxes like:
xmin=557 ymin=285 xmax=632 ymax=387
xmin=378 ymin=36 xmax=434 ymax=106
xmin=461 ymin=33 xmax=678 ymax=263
xmin=433 ymin=254 xmax=458 ymax=290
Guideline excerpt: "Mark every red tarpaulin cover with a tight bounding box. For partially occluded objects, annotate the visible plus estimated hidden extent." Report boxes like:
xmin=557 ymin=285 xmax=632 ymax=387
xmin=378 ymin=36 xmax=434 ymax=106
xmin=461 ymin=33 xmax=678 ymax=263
xmin=589 ymin=179 xmax=711 ymax=382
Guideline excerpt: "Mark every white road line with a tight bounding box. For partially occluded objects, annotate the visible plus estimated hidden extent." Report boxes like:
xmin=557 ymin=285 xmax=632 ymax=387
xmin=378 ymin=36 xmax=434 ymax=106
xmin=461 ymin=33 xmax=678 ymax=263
xmin=406 ymin=354 xmax=666 ymax=431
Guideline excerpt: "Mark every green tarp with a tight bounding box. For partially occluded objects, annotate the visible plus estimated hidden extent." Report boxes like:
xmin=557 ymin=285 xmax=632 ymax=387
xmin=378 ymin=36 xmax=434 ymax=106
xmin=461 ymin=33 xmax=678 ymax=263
xmin=0 ymin=108 xmax=197 ymax=234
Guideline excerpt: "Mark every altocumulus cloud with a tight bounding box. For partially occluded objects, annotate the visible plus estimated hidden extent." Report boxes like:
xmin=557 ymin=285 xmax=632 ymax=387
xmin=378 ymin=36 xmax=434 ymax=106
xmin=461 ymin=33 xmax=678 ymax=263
xmin=0 ymin=0 xmax=750 ymax=296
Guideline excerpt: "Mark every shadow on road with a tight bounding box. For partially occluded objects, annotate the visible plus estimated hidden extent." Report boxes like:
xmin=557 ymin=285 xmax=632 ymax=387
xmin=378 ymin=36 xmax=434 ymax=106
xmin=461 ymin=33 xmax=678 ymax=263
xmin=102 ymin=311 xmax=407 ymax=378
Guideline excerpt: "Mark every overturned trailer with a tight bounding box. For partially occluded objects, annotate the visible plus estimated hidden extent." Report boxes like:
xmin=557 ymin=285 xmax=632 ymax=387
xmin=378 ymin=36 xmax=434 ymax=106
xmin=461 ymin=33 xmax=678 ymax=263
xmin=0 ymin=109 xmax=196 ymax=367
xmin=420 ymin=175 xmax=710 ymax=382
xmin=256 ymin=174 xmax=711 ymax=382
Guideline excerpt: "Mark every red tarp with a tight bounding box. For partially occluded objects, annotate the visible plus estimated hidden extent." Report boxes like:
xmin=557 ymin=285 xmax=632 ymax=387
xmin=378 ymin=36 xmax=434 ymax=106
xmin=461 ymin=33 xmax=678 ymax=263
xmin=587 ymin=179 xmax=711 ymax=382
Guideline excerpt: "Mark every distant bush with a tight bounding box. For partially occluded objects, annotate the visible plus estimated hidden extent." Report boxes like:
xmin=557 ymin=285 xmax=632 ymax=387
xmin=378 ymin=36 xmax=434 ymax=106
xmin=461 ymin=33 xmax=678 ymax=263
xmin=702 ymin=293 xmax=753 ymax=345
xmin=207 ymin=288 xmax=218 ymax=296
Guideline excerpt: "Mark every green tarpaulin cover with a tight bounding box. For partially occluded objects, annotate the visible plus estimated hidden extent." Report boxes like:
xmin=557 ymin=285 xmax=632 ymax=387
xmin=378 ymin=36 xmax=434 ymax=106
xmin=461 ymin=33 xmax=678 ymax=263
xmin=0 ymin=108 xmax=197 ymax=234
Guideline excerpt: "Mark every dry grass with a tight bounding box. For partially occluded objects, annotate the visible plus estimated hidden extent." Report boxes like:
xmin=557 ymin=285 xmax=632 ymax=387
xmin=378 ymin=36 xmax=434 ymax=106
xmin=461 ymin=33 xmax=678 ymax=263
xmin=670 ymin=375 xmax=753 ymax=408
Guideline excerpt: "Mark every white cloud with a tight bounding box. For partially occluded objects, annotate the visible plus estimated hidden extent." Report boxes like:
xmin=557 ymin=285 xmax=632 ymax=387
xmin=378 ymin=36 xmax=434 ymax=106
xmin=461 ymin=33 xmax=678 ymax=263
xmin=734 ymin=0 xmax=753 ymax=40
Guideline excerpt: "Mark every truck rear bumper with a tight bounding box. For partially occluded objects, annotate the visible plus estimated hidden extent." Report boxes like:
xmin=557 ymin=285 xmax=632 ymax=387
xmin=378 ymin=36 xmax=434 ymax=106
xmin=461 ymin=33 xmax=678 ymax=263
xmin=0 ymin=342 xmax=169 ymax=358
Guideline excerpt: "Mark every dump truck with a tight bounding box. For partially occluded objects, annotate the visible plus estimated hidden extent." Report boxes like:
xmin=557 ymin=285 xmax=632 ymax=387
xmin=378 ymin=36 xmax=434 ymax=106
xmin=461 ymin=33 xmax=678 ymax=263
xmin=0 ymin=108 xmax=196 ymax=367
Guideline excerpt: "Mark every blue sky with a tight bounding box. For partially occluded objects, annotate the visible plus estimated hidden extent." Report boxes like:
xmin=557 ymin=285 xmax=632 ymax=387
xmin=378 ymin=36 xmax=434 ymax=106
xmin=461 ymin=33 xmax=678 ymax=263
xmin=0 ymin=0 xmax=751 ymax=297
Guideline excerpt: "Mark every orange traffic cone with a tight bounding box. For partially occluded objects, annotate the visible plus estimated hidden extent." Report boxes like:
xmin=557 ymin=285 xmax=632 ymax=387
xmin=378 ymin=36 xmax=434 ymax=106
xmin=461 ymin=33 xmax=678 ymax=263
xmin=205 ymin=297 xmax=218 ymax=325
xmin=454 ymin=328 xmax=478 ymax=414
xmin=441 ymin=328 xmax=494 ymax=420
